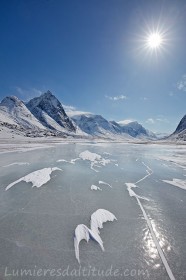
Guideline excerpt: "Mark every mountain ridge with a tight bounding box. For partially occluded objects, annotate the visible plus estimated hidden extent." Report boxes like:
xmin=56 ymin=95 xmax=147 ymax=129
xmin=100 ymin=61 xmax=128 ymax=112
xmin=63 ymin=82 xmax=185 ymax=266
xmin=0 ymin=90 xmax=185 ymax=141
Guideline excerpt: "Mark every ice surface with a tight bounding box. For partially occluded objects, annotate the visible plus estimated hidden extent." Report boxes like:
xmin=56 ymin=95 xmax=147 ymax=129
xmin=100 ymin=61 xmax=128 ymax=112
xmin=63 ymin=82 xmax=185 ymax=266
xmin=135 ymin=161 xmax=153 ymax=184
xmin=126 ymin=159 xmax=176 ymax=280
xmin=0 ymin=142 xmax=186 ymax=279
xmin=5 ymin=167 xmax=62 ymax=190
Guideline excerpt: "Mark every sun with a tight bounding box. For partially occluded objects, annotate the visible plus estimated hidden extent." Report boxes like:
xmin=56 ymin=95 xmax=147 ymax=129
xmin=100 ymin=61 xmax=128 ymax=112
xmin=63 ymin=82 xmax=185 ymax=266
xmin=147 ymin=32 xmax=162 ymax=49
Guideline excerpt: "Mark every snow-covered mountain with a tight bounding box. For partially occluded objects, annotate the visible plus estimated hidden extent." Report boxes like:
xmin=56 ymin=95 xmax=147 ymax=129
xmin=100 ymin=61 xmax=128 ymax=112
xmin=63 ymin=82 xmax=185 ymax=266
xmin=70 ymin=112 xmax=156 ymax=140
xmin=71 ymin=113 xmax=120 ymax=138
xmin=0 ymin=91 xmax=162 ymax=141
xmin=117 ymin=120 xmax=157 ymax=139
xmin=0 ymin=96 xmax=46 ymax=131
xmin=26 ymin=91 xmax=76 ymax=132
xmin=169 ymin=115 xmax=186 ymax=141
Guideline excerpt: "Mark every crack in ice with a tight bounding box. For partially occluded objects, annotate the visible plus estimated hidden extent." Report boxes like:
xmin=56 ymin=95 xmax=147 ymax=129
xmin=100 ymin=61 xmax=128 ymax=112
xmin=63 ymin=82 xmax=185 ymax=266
xmin=126 ymin=161 xmax=176 ymax=280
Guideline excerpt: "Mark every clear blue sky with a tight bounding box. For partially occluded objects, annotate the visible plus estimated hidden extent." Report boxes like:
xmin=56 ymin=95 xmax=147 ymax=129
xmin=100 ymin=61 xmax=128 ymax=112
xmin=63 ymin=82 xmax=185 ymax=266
xmin=0 ymin=0 xmax=186 ymax=133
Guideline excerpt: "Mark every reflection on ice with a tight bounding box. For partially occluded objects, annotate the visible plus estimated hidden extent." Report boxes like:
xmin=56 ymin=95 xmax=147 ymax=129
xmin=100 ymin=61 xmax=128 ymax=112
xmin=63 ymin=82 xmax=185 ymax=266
xmin=143 ymin=228 xmax=158 ymax=263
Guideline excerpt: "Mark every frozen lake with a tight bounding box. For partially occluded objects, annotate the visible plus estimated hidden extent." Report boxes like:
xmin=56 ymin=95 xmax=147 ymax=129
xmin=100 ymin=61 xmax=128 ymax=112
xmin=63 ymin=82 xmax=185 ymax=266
xmin=0 ymin=142 xmax=186 ymax=279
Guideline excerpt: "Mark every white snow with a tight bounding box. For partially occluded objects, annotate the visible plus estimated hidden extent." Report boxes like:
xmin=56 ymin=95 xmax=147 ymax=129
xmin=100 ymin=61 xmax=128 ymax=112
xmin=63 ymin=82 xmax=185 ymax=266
xmin=79 ymin=150 xmax=102 ymax=161
xmin=126 ymin=183 xmax=149 ymax=201
xmin=0 ymin=96 xmax=46 ymax=130
xmin=74 ymin=209 xmax=117 ymax=263
xmin=74 ymin=224 xmax=104 ymax=263
xmin=163 ymin=178 xmax=186 ymax=190
xmin=90 ymin=209 xmax=117 ymax=235
xmin=79 ymin=150 xmax=111 ymax=172
xmin=91 ymin=185 xmax=102 ymax=191
xmin=5 ymin=167 xmax=62 ymax=190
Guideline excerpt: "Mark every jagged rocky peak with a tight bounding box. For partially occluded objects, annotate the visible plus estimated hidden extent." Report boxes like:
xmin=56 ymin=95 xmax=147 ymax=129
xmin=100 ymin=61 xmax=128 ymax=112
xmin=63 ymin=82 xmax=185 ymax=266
xmin=174 ymin=115 xmax=186 ymax=134
xmin=27 ymin=90 xmax=76 ymax=132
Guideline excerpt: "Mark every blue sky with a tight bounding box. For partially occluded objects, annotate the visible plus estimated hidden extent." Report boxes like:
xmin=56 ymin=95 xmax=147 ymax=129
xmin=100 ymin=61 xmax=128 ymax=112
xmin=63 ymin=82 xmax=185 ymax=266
xmin=0 ymin=0 xmax=186 ymax=133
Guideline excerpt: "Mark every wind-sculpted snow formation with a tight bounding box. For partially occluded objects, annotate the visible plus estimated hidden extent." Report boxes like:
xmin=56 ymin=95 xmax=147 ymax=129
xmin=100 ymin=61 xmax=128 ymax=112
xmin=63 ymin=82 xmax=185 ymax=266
xmin=79 ymin=150 xmax=111 ymax=172
xmin=5 ymin=167 xmax=62 ymax=190
xmin=90 ymin=209 xmax=117 ymax=235
xmin=74 ymin=209 xmax=117 ymax=263
xmin=74 ymin=224 xmax=104 ymax=264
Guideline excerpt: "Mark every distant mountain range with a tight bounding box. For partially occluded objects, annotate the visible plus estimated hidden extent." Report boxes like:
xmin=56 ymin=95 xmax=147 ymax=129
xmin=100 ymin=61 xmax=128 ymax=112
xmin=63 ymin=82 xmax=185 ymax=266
xmin=70 ymin=112 xmax=157 ymax=140
xmin=0 ymin=90 xmax=185 ymax=141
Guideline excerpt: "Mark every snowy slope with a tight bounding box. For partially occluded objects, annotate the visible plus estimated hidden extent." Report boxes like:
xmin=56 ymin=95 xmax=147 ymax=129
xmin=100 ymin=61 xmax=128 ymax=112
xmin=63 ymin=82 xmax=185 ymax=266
xmin=27 ymin=91 xmax=76 ymax=132
xmin=0 ymin=96 xmax=46 ymax=130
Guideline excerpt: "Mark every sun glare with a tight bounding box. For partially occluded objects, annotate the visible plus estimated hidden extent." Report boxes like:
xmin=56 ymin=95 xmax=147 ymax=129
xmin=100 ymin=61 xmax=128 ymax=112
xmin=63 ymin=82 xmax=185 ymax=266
xmin=147 ymin=33 xmax=162 ymax=49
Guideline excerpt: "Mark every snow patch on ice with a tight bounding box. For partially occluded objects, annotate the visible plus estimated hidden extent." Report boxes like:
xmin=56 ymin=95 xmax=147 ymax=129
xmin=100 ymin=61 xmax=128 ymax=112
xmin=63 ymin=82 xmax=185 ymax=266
xmin=74 ymin=209 xmax=117 ymax=263
xmin=126 ymin=183 xmax=149 ymax=201
xmin=74 ymin=224 xmax=104 ymax=263
xmin=79 ymin=150 xmax=111 ymax=172
xmin=5 ymin=167 xmax=62 ymax=190
xmin=57 ymin=158 xmax=79 ymax=164
xmin=163 ymin=178 xmax=186 ymax=190
xmin=90 ymin=209 xmax=117 ymax=235
xmin=91 ymin=185 xmax=102 ymax=191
